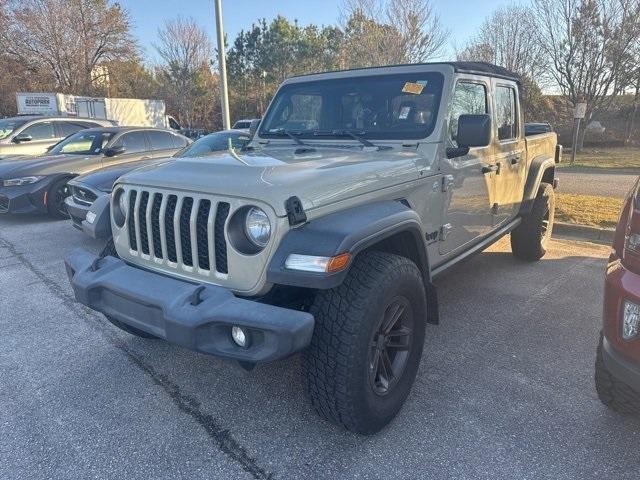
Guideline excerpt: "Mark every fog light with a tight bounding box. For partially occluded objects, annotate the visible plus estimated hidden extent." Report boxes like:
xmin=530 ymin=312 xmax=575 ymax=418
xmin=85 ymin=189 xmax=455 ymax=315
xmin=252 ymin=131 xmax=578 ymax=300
xmin=231 ymin=326 xmax=248 ymax=347
xmin=623 ymin=301 xmax=640 ymax=340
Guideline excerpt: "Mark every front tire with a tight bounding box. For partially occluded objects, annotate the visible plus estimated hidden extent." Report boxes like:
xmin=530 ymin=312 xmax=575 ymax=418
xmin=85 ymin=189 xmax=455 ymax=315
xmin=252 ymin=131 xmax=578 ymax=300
xmin=511 ymin=181 xmax=555 ymax=261
xmin=46 ymin=177 xmax=72 ymax=220
xmin=595 ymin=336 xmax=640 ymax=415
xmin=303 ymin=251 xmax=427 ymax=434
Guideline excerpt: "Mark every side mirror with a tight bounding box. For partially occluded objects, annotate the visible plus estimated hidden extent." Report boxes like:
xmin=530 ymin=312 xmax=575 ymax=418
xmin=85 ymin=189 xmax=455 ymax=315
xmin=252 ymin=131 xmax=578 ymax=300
xmin=13 ymin=134 xmax=33 ymax=144
xmin=249 ymin=119 xmax=261 ymax=138
xmin=104 ymin=145 xmax=126 ymax=157
xmin=447 ymin=114 xmax=491 ymax=159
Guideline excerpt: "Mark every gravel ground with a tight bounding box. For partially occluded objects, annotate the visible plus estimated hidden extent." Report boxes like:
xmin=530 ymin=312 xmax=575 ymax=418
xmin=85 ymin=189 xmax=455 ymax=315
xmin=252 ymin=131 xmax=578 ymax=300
xmin=1 ymin=214 xmax=638 ymax=480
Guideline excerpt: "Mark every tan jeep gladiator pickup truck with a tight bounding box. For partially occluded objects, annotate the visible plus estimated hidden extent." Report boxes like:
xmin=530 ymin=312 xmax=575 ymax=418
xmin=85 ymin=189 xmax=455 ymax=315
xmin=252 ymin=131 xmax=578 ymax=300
xmin=66 ymin=62 xmax=561 ymax=434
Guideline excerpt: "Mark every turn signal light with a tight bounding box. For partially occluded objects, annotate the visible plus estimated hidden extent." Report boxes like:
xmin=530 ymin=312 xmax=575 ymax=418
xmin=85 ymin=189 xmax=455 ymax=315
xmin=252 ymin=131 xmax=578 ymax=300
xmin=285 ymin=253 xmax=352 ymax=273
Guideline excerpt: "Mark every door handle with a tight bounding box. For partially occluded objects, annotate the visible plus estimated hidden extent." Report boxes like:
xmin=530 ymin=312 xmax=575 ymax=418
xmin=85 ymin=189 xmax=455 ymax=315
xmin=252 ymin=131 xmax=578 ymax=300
xmin=510 ymin=156 xmax=521 ymax=165
xmin=482 ymin=164 xmax=500 ymax=174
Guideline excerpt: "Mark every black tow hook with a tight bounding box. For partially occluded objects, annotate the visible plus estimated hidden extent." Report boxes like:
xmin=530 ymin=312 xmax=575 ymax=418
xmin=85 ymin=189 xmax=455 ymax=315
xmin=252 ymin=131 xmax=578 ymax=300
xmin=189 ymin=285 xmax=206 ymax=306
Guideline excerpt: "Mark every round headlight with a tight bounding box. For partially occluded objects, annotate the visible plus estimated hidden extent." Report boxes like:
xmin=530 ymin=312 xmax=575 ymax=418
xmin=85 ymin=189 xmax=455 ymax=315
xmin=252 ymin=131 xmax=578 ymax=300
xmin=244 ymin=207 xmax=271 ymax=248
xmin=112 ymin=188 xmax=127 ymax=228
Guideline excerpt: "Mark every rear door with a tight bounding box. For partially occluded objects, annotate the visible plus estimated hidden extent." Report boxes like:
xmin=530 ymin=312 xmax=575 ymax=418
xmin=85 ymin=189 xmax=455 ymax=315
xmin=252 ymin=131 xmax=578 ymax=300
xmin=439 ymin=78 xmax=495 ymax=255
xmin=146 ymin=130 xmax=181 ymax=158
xmin=491 ymin=82 xmax=526 ymax=226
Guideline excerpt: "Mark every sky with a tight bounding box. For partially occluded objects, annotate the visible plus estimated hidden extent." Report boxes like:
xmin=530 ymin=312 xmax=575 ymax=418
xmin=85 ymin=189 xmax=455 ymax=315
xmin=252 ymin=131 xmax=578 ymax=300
xmin=118 ymin=0 xmax=516 ymax=63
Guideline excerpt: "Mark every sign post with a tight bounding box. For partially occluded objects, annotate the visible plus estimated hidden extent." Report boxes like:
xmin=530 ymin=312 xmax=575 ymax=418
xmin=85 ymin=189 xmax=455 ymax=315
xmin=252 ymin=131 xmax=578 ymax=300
xmin=571 ymin=101 xmax=587 ymax=164
xmin=214 ymin=0 xmax=230 ymax=130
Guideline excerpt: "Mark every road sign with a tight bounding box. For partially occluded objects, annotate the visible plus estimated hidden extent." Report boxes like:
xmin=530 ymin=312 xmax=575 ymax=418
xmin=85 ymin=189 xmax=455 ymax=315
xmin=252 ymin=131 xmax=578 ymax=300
xmin=574 ymin=102 xmax=587 ymax=119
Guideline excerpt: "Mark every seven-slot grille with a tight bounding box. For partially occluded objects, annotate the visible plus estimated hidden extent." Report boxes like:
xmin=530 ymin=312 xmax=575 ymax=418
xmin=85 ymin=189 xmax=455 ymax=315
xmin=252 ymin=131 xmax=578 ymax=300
xmin=71 ymin=186 xmax=98 ymax=206
xmin=125 ymin=188 xmax=230 ymax=274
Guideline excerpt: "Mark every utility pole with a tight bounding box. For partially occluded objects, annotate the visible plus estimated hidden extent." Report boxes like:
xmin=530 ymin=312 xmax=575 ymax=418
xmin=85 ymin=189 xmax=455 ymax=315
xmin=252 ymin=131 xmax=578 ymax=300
xmin=214 ymin=0 xmax=230 ymax=129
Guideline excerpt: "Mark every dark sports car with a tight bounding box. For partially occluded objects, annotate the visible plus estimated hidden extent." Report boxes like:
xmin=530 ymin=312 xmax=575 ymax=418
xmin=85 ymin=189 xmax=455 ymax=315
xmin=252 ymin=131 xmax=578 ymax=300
xmin=0 ymin=127 xmax=189 ymax=218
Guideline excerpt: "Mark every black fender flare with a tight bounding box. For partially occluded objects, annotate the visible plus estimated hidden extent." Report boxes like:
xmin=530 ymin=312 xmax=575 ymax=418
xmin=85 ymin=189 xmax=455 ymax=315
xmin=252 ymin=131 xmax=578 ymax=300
xmin=520 ymin=155 xmax=555 ymax=215
xmin=267 ymin=200 xmax=439 ymax=323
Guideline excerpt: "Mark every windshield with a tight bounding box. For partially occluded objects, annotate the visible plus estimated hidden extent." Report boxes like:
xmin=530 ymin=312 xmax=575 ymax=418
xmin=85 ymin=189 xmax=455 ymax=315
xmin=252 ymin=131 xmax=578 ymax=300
xmin=178 ymin=132 xmax=250 ymax=158
xmin=49 ymin=130 xmax=114 ymax=155
xmin=0 ymin=118 xmax=28 ymax=140
xmin=259 ymin=72 xmax=444 ymax=141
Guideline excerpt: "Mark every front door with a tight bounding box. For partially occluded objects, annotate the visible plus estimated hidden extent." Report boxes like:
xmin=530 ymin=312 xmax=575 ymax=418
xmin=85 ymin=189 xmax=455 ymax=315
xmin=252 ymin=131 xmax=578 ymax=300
xmin=439 ymin=79 xmax=495 ymax=255
xmin=491 ymin=82 xmax=526 ymax=226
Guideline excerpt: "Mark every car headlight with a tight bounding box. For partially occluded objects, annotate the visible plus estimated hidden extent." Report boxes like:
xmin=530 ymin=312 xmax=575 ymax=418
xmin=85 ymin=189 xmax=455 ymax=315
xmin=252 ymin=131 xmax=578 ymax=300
xmin=3 ymin=176 xmax=45 ymax=187
xmin=244 ymin=207 xmax=271 ymax=248
xmin=112 ymin=188 xmax=127 ymax=228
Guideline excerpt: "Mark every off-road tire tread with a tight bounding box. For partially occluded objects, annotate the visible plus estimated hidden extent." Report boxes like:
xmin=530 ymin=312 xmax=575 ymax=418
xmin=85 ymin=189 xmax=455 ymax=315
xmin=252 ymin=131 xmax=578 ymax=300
xmin=595 ymin=336 xmax=640 ymax=415
xmin=302 ymin=251 xmax=424 ymax=433
xmin=511 ymin=181 xmax=554 ymax=261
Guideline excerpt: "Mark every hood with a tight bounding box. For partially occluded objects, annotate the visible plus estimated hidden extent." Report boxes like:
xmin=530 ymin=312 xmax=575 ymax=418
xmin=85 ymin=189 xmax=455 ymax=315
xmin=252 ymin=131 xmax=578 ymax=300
xmin=0 ymin=154 xmax=100 ymax=179
xmin=117 ymin=146 xmax=427 ymax=216
xmin=72 ymin=158 xmax=170 ymax=192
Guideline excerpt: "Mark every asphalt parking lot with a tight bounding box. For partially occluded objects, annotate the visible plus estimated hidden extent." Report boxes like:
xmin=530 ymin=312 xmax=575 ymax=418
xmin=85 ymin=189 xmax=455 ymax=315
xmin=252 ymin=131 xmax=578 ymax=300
xmin=1 ymin=215 xmax=639 ymax=480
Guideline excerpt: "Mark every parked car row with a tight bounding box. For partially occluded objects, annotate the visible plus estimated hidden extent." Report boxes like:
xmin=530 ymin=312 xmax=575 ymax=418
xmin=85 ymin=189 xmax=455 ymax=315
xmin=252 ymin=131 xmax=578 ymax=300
xmin=0 ymin=123 xmax=250 ymax=220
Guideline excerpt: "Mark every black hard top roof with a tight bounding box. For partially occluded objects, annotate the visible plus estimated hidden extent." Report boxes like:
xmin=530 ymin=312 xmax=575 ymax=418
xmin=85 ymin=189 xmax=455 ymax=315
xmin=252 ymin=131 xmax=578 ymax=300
xmin=291 ymin=61 xmax=521 ymax=83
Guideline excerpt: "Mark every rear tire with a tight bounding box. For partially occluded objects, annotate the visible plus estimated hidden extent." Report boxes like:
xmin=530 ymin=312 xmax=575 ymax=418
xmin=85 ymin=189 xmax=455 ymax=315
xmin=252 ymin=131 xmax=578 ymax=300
xmin=595 ymin=336 xmax=640 ymax=415
xmin=511 ymin=182 xmax=555 ymax=261
xmin=46 ymin=177 xmax=72 ymax=220
xmin=302 ymin=251 xmax=427 ymax=434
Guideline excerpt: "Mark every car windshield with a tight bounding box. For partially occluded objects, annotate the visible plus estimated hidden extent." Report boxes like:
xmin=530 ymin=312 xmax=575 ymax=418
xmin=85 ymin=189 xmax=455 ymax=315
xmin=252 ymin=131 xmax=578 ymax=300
xmin=259 ymin=72 xmax=444 ymax=141
xmin=49 ymin=130 xmax=114 ymax=155
xmin=0 ymin=118 xmax=28 ymax=140
xmin=178 ymin=132 xmax=250 ymax=158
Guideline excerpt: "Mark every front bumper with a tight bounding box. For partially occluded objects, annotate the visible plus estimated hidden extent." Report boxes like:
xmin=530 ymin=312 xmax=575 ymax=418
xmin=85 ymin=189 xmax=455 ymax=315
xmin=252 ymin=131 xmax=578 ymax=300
xmin=603 ymin=259 xmax=640 ymax=391
xmin=0 ymin=182 xmax=49 ymax=214
xmin=65 ymin=194 xmax=112 ymax=240
xmin=65 ymin=196 xmax=91 ymax=228
xmin=65 ymin=249 xmax=315 ymax=362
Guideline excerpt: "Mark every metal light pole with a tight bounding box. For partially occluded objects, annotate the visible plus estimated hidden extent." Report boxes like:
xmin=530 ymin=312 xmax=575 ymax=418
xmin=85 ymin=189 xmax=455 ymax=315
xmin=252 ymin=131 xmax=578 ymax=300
xmin=214 ymin=0 xmax=230 ymax=129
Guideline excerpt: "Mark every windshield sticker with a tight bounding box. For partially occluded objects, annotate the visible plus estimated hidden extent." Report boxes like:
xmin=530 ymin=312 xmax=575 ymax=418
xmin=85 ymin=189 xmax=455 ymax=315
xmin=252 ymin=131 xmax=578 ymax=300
xmin=402 ymin=82 xmax=424 ymax=95
xmin=399 ymin=106 xmax=411 ymax=120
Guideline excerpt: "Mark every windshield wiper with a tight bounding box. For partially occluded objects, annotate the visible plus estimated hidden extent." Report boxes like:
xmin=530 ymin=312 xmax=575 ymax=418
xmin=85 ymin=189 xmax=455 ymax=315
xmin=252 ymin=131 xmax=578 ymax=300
xmin=271 ymin=128 xmax=308 ymax=146
xmin=313 ymin=129 xmax=390 ymax=151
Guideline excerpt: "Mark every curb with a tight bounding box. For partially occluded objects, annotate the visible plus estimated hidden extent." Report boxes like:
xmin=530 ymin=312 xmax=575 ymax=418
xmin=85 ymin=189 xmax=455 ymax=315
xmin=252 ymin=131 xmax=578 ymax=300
xmin=554 ymin=221 xmax=615 ymax=245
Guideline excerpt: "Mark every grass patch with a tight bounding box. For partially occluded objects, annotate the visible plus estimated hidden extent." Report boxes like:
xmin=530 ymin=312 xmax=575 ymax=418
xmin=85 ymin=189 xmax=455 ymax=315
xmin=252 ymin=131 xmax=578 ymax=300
xmin=560 ymin=147 xmax=640 ymax=169
xmin=556 ymin=193 xmax=623 ymax=228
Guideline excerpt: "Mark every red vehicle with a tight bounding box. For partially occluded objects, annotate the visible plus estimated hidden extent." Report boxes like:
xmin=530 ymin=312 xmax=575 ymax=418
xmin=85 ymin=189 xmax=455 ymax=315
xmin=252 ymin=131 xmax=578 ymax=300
xmin=596 ymin=176 xmax=640 ymax=413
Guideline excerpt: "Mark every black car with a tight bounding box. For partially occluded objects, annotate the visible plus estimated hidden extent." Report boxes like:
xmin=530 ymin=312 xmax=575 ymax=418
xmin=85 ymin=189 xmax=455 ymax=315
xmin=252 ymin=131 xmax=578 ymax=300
xmin=66 ymin=129 xmax=251 ymax=236
xmin=0 ymin=127 xmax=189 ymax=219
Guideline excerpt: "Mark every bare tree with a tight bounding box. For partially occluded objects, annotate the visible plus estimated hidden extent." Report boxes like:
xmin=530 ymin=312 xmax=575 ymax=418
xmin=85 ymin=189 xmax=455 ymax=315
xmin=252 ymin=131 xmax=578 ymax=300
xmin=154 ymin=17 xmax=218 ymax=129
xmin=533 ymin=0 xmax=640 ymax=149
xmin=457 ymin=4 xmax=548 ymax=81
xmin=340 ymin=0 xmax=448 ymax=68
xmin=386 ymin=0 xmax=448 ymax=62
xmin=1 ymin=0 xmax=137 ymax=94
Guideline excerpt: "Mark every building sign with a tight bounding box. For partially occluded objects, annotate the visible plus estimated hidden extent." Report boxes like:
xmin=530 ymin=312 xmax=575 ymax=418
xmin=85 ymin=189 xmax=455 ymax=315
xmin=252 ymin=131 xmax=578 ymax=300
xmin=16 ymin=93 xmax=58 ymax=115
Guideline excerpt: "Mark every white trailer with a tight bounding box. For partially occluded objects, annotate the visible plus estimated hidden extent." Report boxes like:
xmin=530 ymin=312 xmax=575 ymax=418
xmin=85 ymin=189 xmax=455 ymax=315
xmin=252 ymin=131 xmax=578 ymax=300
xmin=16 ymin=93 xmax=181 ymax=131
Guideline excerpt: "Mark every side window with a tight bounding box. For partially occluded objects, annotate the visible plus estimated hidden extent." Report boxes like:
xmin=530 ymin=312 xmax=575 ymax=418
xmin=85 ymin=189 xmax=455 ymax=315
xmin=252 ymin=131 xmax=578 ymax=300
xmin=55 ymin=122 xmax=86 ymax=138
xmin=172 ymin=134 xmax=190 ymax=148
xmin=114 ymin=132 xmax=147 ymax=153
xmin=147 ymin=131 xmax=176 ymax=151
xmin=21 ymin=121 xmax=55 ymax=140
xmin=449 ymin=82 xmax=487 ymax=146
xmin=496 ymin=86 xmax=518 ymax=141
